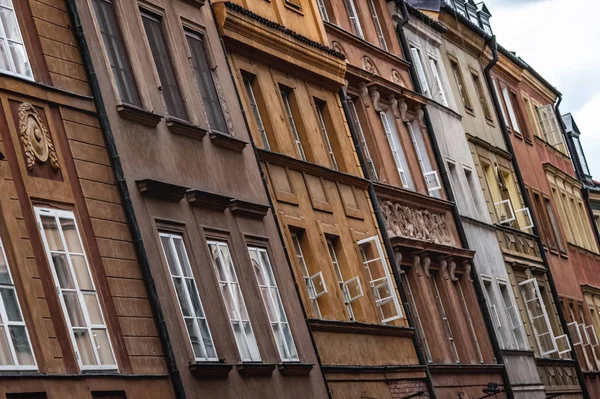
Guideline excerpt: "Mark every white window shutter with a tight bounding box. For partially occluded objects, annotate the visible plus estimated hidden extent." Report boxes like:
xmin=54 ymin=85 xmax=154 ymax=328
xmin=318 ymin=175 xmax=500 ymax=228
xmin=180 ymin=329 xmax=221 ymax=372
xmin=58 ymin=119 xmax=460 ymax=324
xmin=518 ymin=278 xmax=558 ymax=356
xmin=536 ymin=104 xmax=563 ymax=147
xmin=411 ymin=47 xmax=430 ymax=97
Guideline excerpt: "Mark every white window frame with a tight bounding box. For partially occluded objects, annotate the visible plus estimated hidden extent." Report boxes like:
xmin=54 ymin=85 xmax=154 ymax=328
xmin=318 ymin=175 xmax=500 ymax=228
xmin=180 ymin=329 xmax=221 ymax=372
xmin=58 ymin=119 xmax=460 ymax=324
xmin=344 ymin=0 xmax=364 ymax=39
xmin=367 ymin=0 xmax=387 ymax=51
xmin=494 ymin=199 xmax=516 ymax=224
xmin=291 ymin=233 xmax=325 ymax=318
xmin=498 ymin=279 xmax=526 ymax=349
xmin=0 ymin=0 xmax=33 ymax=80
xmin=501 ymin=84 xmax=521 ymax=134
xmin=207 ymin=240 xmax=261 ymax=362
xmin=493 ymin=79 xmax=508 ymax=125
xmin=536 ymin=104 xmax=563 ymax=147
xmin=428 ymin=56 xmax=448 ymax=106
xmin=326 ymin=238 xmax=360 ymax=321
xmin=515 ymin=207 xmax=534 ymax=230
xmin=568 ymin=321 xmax=582 ymax=346
xmin=315 ymin=100 xmax=338 ymax=170
xmin=35 ymin=207 xmax=117 ymax=371
xmin=518 ymin=278 xmax=558 ymax=357
xmin=555 ymin=334 xmax=572 ymax=356
xmin=431 ymin=276 xmax=460 ymax=363
xmin=0 ymin=237 xmax=36 ymax=370
xmin=243 ymin=76 xmax=270 ymax=151
xmin=358 ymin=236 xmax=403 ymax=324
xmin=280 ymin=88 xmax=306 ymax=161
xmin=348 ymin=99 xmax=378 ymax=181
xmin=316 ymin=0 xmax=329 ymax=21
xmin=410 ymin=46 xmax=430 ymax=98
xmin=159 ymin=232 xmax=217 ymax=362
xmin=248 ymin=246 xmax=299 ymax=362
xmin=407 ymin=121 xmax=441 ymax=197
xmin=380 ymin=110 xmax=413 ymax=190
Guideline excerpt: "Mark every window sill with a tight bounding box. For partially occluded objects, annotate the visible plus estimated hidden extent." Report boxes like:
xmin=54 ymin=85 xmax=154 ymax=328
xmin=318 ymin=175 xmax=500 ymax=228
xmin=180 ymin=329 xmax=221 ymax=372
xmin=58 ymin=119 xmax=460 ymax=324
xmin=485 ymin=117 xmax=495 ymax=127
xmin=209 ymin=131 xmax=247 ymax=152
xmin=117 ymin=103 xmax=162 ymax=127
xmin=181 ymin=0 xmax=206 ymax=7
xmin=188 ymin=362 xmax=232 ymax=379
xmin=236 ymin=363 xmax=276 ymax=377
xmin=277 ymin=362 xmax=314 ymax=376
xmin=464 ymin=106 xmax=475 ymax=117
xmin=166 ymin=117 xmax=207 ymax=140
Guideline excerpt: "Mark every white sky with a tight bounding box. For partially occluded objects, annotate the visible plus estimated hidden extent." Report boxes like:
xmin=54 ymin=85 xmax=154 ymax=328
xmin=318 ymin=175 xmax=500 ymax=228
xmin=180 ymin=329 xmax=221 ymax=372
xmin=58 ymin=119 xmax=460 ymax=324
xmin=484 ymin=0 xmax=600 ymax=178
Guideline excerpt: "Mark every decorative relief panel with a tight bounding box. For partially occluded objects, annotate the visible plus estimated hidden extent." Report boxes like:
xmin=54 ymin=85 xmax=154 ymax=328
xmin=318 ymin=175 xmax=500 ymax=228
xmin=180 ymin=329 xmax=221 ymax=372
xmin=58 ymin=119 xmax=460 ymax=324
xmin=380 ymin=199 xmax=452 ymax=245
xmin=537 ymin=361 xmax=579 ymax=390
xmin=19 ymin=102 xmax=59 ymax=171
xmin=497 ymin=227 xmax=541 ymax=259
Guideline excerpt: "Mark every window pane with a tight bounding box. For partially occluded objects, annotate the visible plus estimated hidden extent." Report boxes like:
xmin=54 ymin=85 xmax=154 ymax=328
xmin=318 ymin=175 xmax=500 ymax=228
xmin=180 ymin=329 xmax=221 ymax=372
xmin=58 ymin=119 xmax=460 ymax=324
xmin=92 ymin=329 xmax=116 ymax=365
xmin=63 ymin=292 xmax=86 ymax=327
xmin=160 ymin=236 xmax=179 ymax=276
xmin=41 ymin=217 xmax=63 ymax=252
xmin=185 ymin=318 xmax=202 ymax=358
xmin=84 ymin=294 xmax=103 ymax=325
xmin=9 ymin=326 xmax=34 ymax=365
xmin=173 ymin=278 xmax=192 ymax=317
xmin=74 ymin=330 xmax=96 ymax=366
xmin=60 ymin=219 xmax=84 ymax=253
xmin=0 ymin=3 xmax=31 ymax=78
xmin=0 ymin=327 xmax=14 ymax=365
xmin=173 ymin=238 xmax=192 ymax=278
xmin=186 ymin=32 xmax=228 ymax=133
xmin=141 ymin=12 xmax=187 ymax=120
xmin=92 ymin=0 xmax=141 ymax=106
xmin=52 ymin=254 xmax=74 ymax=289
xmin=0 ymin=251 xmax=9 ymax=285
xmin=1 ymin=288 xmax=21 ymax=322
xmin=71 ymin=256 xmax=93 ymax=291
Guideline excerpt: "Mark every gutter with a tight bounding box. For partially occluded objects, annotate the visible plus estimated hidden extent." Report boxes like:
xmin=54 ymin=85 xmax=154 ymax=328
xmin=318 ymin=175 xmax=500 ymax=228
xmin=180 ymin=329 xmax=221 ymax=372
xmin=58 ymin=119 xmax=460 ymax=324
xmin=65 ymin=1 xmax=185 ymax=397
xmin=394 ymin=2 xmax=514 ymax=397
xmin=482 ymin=35 xmax=590 ymax=399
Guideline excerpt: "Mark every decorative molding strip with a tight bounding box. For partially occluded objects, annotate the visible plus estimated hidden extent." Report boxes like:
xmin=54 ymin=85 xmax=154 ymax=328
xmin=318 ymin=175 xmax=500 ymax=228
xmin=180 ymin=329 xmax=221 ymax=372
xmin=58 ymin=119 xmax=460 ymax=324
xmin=186 ymin=189 xmax=233 ymax=210
xmin=117 ymin=104 xmax=162 ymax=127
xmin=308 ymin=319 xmax=414 ymax=338
xmin=229 ymin=199 xmax=270 ymax=219
xmin=167 ymin=117 xmax=207 ymax=140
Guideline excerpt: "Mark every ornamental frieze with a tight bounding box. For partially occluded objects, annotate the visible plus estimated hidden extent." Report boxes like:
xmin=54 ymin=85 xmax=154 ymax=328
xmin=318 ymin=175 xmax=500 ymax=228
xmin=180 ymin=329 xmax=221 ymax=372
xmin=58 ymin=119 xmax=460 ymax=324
xmin=380 ymin=199 xmax=452 ymax=245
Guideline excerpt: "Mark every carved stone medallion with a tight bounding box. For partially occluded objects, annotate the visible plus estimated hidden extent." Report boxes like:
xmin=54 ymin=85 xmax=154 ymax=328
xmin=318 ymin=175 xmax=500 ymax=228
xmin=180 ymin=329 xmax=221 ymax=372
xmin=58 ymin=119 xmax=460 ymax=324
xmin=19 ymin=103 xmax=59 ymax=171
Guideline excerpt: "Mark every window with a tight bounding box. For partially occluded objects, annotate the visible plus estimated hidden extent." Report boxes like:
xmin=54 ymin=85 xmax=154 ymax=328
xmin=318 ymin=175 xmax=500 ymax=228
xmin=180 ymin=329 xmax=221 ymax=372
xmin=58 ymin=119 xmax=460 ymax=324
xmin=410 ymin=46 xmax=430 ymax=97
xmin=344 ymin=0 xmax=364 ymax=39
xmin=248 ymin=247 xmax=298 ymax=362
xmin=358 ymin=236 xmax=402 ymax=324
xmin=0 ymin=0 xmax=31 ymax=79
xmin=280 ymin=86 xmax=306 ymax=161
xmin=141 ymin=10 xmax=187 ymax=120
xmin=159 ymin=233 xmax=216 ymax=361
xmin=531 ymin=192 xmax=556 ymax=249
xmin=573 ymin=136 xmax=591 ymax=177
xmin=243 ymin=75 xmax=270 ymax=150
xmin=407 ymin=121 xmax=441 ymax=198
xmin=316 ymin=0 xmax=329 ymax=21
xmin=35 ymin=208 xmax=116 ymax=370
xmin=431 ymin=276 xmax=459 ymax=363
xmin=314 ymin=99 xmax=338 ymax=171
xmin=519 ymin=278 xmax=557 ymax=356
xmin=186 ymin=31 xmax=228 ymax=134
xmin=546 ymin=197 xmax=566 ymax=251
xmin=500 ymin=84 xmax=521 ymax=135
xmin=207 ymin=240 xmax=260 ymax=362
xmin=498 ymin=280 xmax=526 ymax=349
xmin=92 ymin=0 xmax=140 ymax=106
xmin=348 ymin=99 xmax=377 ymax=181
xmin=449 ymin=58 xmax=472 ymax=110
xmin=367 ymin=0 xmax=387 ymax=51
xmin=380 ymin=111 xmax=413 ymax=190
xmin=536 ymin=104 xmax=563 ymax=147
xmin=284 ymin=0 xmax=302 ymax=10
xmin=471 ymin=71 xmax=492 ymax=121
xmin=482 ymin=278 xmax=504 ymax=348
xmin=429 ymin=57 xmax=448 ymax=106
xmin=290 ymin=232 xmax=326 ymax=318
xmin=0 ymin=237 xmax=35 ymax=369
xmin=481 ymin=17 xmax=492 ymax=35
xmin=466 ymin=3 xmax=480 ymax=24
xmin=523 ymin=94 xmax=541 ymax=138
xmin=464 ymin=166 xmax=483 ymax=217
xmin=492 ymin=79 xmax=508 ymax=125
xmin=326 ymin=238 xmax=362 ymax=321
xmin=457 ymin=279 xmax=483 ymax=363
xmin=401 ymin=275 xmax=431 ymax=362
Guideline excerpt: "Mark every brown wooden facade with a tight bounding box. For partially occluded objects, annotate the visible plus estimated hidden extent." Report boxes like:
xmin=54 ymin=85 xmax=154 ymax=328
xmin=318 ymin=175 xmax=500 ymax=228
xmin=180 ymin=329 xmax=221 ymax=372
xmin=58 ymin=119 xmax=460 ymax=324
xmin=213 ymin=0 xmax=429 ymax=397
xmin=0 ymin=0 xmax=176 ymax=398
xmin=73 ymin=0 xmax=328 ymax=398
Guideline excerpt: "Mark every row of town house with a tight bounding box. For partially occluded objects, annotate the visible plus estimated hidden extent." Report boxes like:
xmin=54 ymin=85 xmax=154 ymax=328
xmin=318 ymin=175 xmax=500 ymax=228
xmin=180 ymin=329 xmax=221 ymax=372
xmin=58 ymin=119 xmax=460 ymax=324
xmin=0 ymin=0 xmax=595 ymax=398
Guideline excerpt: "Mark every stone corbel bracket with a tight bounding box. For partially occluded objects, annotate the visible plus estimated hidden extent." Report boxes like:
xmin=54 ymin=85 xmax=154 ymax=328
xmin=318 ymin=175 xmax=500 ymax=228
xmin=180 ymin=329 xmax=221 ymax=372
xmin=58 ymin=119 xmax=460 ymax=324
xmin=359 ymin=82 xmax=369 ymax=107
xmin=399 ymin=98 xmax=408 ymax=122
xmin=422 ymin=255 xmax=432 ymax=278
xmin=413 ymin=254 xmax=422 ymax=277
xmin=370 ymin=88 xmax=381 ymax=112
xmin=440 ymin=259 xmax=449 ymax=280
xmin=449 ymin=260 xmax=458 ymax=282
xmin=464 ymin=260 xmax=473 ymax=283
xmin=390 ymin=95 xmax=399 ymax=119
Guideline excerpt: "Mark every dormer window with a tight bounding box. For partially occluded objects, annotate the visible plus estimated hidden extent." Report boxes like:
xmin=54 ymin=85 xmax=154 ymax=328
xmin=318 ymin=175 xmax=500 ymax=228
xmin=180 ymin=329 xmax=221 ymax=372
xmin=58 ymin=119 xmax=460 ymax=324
xmin=477 ymin=3 xmax=493 ymax=35
xmin=466 ymin=1 xmax=480 ymax=25
xmin=454 ymin=0 xmax=467 ymax=17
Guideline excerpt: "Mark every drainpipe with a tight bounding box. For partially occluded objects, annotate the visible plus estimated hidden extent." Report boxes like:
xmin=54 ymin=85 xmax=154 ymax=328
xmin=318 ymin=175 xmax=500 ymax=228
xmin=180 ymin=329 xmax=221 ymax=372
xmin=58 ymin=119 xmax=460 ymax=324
xmin=65 ymin=1 xmax=185 ymax=398
xmin=206 ymin=4 xmax=333 ymax=398
xmin=482 ymin=35 xmax=591 ymax=399
xmin=339 ymin=89 xmax=437 ymax=399
xmin=394 ymin=2 xmax=514 ymax=397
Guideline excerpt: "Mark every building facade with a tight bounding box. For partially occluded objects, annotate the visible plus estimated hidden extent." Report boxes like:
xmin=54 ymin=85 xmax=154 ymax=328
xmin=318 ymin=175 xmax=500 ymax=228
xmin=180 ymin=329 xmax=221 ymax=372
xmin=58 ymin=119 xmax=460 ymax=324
xmin=401 ymin=3 xmax=547 ymax=398
xmin=0 ymin=0 xmax=176 ymax=398
xmin=72 ymin=0 xmax=328 ymax=397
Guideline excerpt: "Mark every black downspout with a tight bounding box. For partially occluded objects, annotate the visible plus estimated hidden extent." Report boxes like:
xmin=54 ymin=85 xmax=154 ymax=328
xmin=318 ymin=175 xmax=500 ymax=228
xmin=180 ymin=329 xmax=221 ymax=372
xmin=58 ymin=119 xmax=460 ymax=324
xmin=206 ymin=4 xmax=333 ymax=398
xmin=65 ymin=1 xmax=185 ymax=398
xmin=483 ymin=36 xmax=591 ymax=399
xmin=339 ymin=89 xmax=437 ymax=399
xmin=394 ymin=2 xmax=514 ymax=397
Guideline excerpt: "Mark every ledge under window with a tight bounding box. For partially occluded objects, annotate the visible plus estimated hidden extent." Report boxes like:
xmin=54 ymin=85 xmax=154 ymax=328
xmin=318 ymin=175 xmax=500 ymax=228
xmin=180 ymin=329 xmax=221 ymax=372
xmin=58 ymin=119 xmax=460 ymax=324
xmin=166 ymin=117 xmax=208 ymax=140
xmin=117 ymin=103 xmax=162 ymax=127
xmin=181 ymin=0 xmax=206 ymax=7
xmin=229 ymin=199 xmax=270 ymax=219
xmin=186 ymin=189 xmax=233 ymax=211
xmin=136 ymin=179 xmax=189 ymax=202
xmin=189 ymin=362 xmax=232 ymax=379
xmin=209 ymin=131 xmax=247 ymax=152
xmin=236 ymin=363 xmax=276 ymax=377
xmin=278 ymin=362 xmax=313 ymax=376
